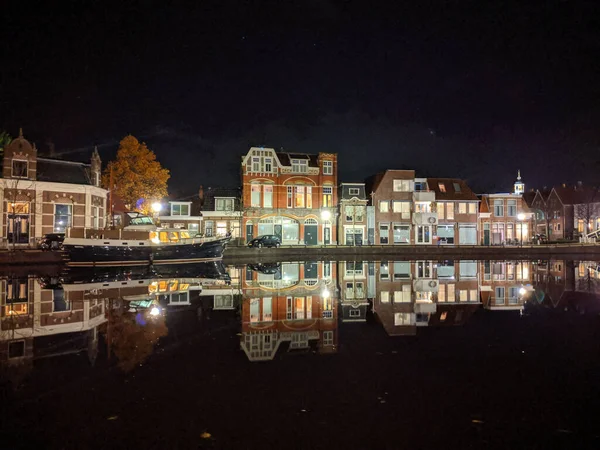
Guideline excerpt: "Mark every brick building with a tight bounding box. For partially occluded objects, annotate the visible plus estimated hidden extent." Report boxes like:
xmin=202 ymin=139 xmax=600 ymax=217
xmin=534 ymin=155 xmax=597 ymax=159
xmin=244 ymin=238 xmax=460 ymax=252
xmin=478 ymin=173 xmax=533 ymax=245
xmin=479 ymin=260 xmax=533 ymax=310
xmin=427 ymin=178 xmax=479 ymax=245
xmin=241 ymin=147 xmax=338 ymax=245
xmin=240 ymin=261 xmax=338 ymax=361
xmin=0 ymin=131 xmax=107 ymax=248
xmin=338 ymin=182 xmax=368 ymax=245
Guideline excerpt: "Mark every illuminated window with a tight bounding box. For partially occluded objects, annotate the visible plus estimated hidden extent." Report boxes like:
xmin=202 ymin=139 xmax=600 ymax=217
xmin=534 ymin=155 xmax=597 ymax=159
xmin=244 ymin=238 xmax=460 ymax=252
xmin=380 ymin=291 xmax=390 ymax=303
xmin=438 ymin=183 xmax=446 ymax=193
xmin=322 ymin=187 xmax=333 ymax=207
xmin=216 ymin=221 xmax=227 ymax=236
xmin=54 ymin=204 xmax=72 ymax=233
xmin=468 ymin=202 xmax=477 ymax=214
xmin=458 ymin=203 xmax=467 ymax=214
xmin=171 ymin=203 xmax=190 ymax=216
xmin=446 ymin=203 xmax=455 ymax=220
xmin=251 ymin=185 xmax=261 ymax=207
xmin=292 ymin=159 xmax=308 ymax=173
xmin=393 ymin=201 xmax=411 ymax=218
xmin=263 ymin=185 xmax=273 ymax=208
xmin=7 ymin=202 xmax=29 ymax=214
xmin=379 ymin=201 xmax=389 ymax=213
xmin=215 ymin=198 xmax=234 ymax=211
xmin=438 ymin=203 xmax=445 ymax=219
xmin=295 ymin=186 xmax=305 ymax=208
xmin=393 ymin=179 xmax=411 ymax=192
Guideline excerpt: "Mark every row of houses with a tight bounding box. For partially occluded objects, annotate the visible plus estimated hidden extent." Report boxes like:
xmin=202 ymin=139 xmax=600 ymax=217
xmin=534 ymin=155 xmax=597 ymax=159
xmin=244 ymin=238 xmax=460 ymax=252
xmin=4 ymin=257 xmax=593 ymax=365
xmin=2 ymin=135 xmax=597 ymax=247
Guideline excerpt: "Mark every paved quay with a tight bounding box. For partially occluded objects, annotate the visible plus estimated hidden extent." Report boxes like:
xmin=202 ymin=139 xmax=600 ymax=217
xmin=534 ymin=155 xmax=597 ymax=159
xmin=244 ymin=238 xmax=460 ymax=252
xmin=223 ymin=243 xmax=600 ymax=263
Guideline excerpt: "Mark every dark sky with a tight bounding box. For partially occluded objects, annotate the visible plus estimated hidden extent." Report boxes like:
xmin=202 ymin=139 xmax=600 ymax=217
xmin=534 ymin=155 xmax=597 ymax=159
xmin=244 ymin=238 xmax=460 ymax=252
xmin=2 ymin=1 xmax=600 ymax=196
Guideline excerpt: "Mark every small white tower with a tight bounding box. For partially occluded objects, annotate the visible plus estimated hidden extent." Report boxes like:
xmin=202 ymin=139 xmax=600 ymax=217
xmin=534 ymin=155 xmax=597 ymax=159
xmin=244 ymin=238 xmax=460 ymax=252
xmin=513 ymin=170 xmax=525 ymax=195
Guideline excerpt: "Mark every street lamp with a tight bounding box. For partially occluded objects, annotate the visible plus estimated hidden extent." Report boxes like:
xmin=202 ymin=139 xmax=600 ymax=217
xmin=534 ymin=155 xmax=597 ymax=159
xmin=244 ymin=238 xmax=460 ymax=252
xmin=151 ymin=202 xmax=162 ymax=214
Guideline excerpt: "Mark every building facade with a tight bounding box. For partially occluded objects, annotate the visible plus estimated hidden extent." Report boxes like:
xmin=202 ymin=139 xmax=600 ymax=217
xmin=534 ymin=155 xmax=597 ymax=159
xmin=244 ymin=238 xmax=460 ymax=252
xmin=478 ymin=172 xmax=533 ymax=245
xmin=338 ymin=183 xmax=368 ymax=245
xmin=241 ymin=147 xmax=338 ymax=245
xmin=427 ymin=178 xmax=479 ymax=245
xmin=0 ymin=131 xmax=107 ymax=248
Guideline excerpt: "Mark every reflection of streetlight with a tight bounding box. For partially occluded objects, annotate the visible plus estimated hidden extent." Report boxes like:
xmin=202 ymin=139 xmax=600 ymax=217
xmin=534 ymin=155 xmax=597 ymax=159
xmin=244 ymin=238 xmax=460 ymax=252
xmin=519 ymin=287 xmax=526 ymax=296
xmin=150 ymin=306 xmax=160 ymax=316
xmin=517 ymin=213 xmax=526 ymax=246
xmin=517 ymin=213 xmax=526 ymax=221
xmin=322 ymin=288 xmax=330 ymax=298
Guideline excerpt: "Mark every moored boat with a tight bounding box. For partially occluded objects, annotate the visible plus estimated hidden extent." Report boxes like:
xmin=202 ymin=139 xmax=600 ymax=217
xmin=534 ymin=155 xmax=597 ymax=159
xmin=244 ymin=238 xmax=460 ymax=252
xmin=62 ymin=212 xmax=230 ymax=266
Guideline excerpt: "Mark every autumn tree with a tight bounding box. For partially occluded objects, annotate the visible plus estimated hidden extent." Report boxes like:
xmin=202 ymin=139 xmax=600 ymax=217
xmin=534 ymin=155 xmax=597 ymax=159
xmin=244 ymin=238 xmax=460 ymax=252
xmin=102 ymin=135 xmax=170 ymax=214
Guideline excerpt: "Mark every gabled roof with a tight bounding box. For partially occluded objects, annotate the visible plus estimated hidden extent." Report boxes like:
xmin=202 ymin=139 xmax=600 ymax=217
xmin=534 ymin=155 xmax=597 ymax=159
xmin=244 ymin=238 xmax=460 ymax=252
xmin=366 ymin=169 xmax=416 ymax=195
xmin=552 ymin=185 xmax=598 ymax=206
xmin=203 ymin=187 xmax=241 ymax=211
xmin=426 ymin=178 xmax=478 ymax=201
xmin=478 ymin=195 xmax=490 ymax=213
xmin=37 ymin=157 xmax=93 ymax=185
xmin=522 ymin=191 xmax=536 ymax=208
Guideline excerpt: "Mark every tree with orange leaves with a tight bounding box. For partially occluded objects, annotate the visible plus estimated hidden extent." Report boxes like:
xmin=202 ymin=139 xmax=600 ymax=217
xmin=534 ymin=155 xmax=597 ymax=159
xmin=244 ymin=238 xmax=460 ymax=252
xmin=102 ymin=135 xmax=170 ymax=214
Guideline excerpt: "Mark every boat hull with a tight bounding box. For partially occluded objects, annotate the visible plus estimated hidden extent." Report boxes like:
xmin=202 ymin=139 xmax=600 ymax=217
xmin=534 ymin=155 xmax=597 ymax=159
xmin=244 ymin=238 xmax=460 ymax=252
xmin=63 ymin=238 xmax=228 ymax=266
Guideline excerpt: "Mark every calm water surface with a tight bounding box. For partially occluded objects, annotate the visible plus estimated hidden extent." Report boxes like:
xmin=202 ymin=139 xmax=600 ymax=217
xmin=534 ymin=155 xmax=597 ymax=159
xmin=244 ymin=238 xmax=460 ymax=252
xmin=1 ymin=259 xmax=599 ymax=449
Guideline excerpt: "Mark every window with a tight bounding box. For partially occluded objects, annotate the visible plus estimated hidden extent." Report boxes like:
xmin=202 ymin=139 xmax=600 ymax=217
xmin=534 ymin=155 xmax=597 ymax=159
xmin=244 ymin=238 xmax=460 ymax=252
xmin=322 ymin=187 xmax=333 ymax=207
xmin=323 ymin=331 xmax=334 ymax=346
xmin=292 ymin=159 xmax=308 ymax=173
xmin=287 ymin=186 xmax=293 ymax=208
xmin=446 ymin=203 xmax=454 ymax=220
xmin=263 ymin=297 xmax=273 ymax=321
xmin=437 ymin=225 xmax=454 ymax=244
xmin=507 ymin=200 xmax=517 ymax=217
xmin=447 ymin=283 xmax=456 ymax=301
xmin=393 ymin=224 xmax=410 ymax=244
xmin=54 ymin=204 xmax=72 ymax=233
xmin=414 ymin=202 xmax=431 ymax=213
xmin=295 ymin=186 xmax=305 ymax=208
xmin=394 ymin=313 xmax=413 ymax=326
xmin=53 ymin=289 xmax=70 ymax=312
xmin=393 ymin=261 xmax=411 ymax=279
xmin=393 ymin=179 xmax=412 ymax=192
xmin=251 ymin=185 xmax=261 ymax=207
xmin=437 ymin=261 xmax=455 ymax=278
xmin=252 ymin=157 xmax=260 ymax=172
xmin=345 ymin=261 xmax=364 ymax=276
xmin=379 ymin=223 xmax=389 ymax=244
xmin=215 ymin=198 xmax=234 ymax=211
xmin=494 ymin=200 xmax=504 ymax=217
xmin=470 ymin=289 xmax=478 ymax=302
xmin=438 ymin=284 xmax=446 ymax=301
xmin=264 ymin=158 xmax=272 ymax=172
xmin=171 ymin=203 xmax=190 ymax=216
xmin=345 ymin=205 xmax=354 ymax=221
xmin=453 ymin=182 xmax=461 ymax=193
xmin=323 ymin=262 xmax=332 ymax=279
xmin=12 ymin=159 xmax=28 ymax=178
xmin=458 ymin=203 xmax=467 ymax=214
xmin=92 ymin=206 xmax=99 ymax=229
xmin=379 ymin=201 xmax=389 ymax=213
xmin=380 ymin=262 xmax=389 ymax=280
xmin=393 ymin=201 xmax=411 ymax=219
xmin=188 ymin=223 xmax=199 ymax=233
xmin=416 ymin=225 xmax=431 ymax=244
xmin=323 ymin=160 xmax=333 ymax=175
xmin=214 ymin=295 xmax=234 ymax=310
xmin=438 ymin=183 xmax=446 ymax=193
xmin=216 ymin=221 xmax=227 ymax=236
xmin=306 ymin=186 xmax=312 ymax=208
xmin=204 ymin=221 xmax=214 ymax=237
xmin=250 ymin=299 xmax=260 ymax=323
xmin=380 ymin=291 xmax=390 ymax=303
xmin=349 ymin=187 xmax=360 ymax=196
xmin=394 ymin=285 xmax=411 ymax=303
xmin=459 ymin=261 xmax=477 ymax=279
xmin=468 ymin=202 xmax=477 ymax=214
xmin=506 ymin=223 xmax=514 ymax=240
xmin=263 ymin=185 xmax=273 ymax=208
xmin=416 ymin=261 xmax=432 ymax=278
xmin=495 ymin=287 xmax=505 ymax=305
xmin=438 ymin=203 xmax=445 ymax=219
xmin=349 ymin=309 xmax=361 ymax=318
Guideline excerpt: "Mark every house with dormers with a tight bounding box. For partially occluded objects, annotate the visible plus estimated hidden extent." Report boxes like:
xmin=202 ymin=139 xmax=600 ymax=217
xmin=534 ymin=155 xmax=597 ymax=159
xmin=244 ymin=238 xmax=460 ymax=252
xmin=0 ymin=130 xmax=107 ymax=248
xmin=338 ymin=182 xmax=368 ymax=245
xmin=241 ymin=147 xmax=338 ymax=245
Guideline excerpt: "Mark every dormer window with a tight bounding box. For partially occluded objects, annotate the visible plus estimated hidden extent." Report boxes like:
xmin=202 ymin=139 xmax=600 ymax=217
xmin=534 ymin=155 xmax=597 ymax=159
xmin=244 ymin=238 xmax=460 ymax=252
xmin=12 ymin=160 xmax=28 ymax=178
xmin=323 ymin=160 xmax=333 ymax=175
xmin=171 ymin=203 xmax=190 ymax=216
xmin=264 ymin=158 xmax=272 ymax=172
xmin=438 ymin=183 xmax=446 ymax=193
xmin=215 ymin=198 xmax=234 ymax=211
xmin=292 ymin=159 xmax=308 ymax=173
xmin=349 ymin=188 xmax=360 ymax=196
xmin=453 ymin=182 xmax=461 ymax=193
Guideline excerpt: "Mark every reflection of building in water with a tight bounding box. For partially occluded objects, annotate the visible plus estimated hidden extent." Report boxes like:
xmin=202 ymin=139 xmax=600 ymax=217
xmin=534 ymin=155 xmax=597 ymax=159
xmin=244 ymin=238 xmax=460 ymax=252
xmin=479 ymin=260 xmax=533 ymax=310
xmin=338 ymin=261 xmax=369 ymax=322
xmin=0 ymin=275 xmax=107 ymax=366
xmin=240 ymin=262 xmax=338 ymax=361
xmin=370 ymin=260 xmax=480 ymax=335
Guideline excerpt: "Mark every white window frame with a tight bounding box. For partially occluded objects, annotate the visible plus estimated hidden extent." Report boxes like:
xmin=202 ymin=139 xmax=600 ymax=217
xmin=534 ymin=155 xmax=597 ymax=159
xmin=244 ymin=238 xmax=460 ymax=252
xmin=323 ymin=160 xmax=333 ymax=175
xmin=170 ymin=202 xmax=191 ymax=216
xmin=349 ymin=187 xmax=360 ymax=196
xmin=215 ymin=198 xmax=235 ymax=212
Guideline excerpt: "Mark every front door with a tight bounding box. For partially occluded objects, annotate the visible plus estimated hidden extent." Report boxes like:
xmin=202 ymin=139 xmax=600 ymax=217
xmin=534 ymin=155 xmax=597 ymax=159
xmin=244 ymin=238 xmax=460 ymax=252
xmin=274 ymin=224 xmax=283 ymax=240
xmin=324 ymin=226 xmax=331 ymax=245
xmin=483 ymin=226 xmax=490 ymax=245
xmin=305 ymin=225 xmax=318 ymax=245
xmin=245 ymin=223 xmax=253 ymax=243
xmin=7 ymin=214 xmax=30 ymax=244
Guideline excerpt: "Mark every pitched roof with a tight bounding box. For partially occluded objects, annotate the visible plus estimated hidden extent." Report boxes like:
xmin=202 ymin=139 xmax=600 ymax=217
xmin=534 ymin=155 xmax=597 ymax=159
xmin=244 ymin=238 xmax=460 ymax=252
xmin=426 ymin=178 xmax=478 ymax=201
xmin=478 ymin=195 xmax=490 ymax=213
xmin=36 ymin=157 xmax=93 ymax=185
xmin=340 ymin=183 xmax=367 ymax=200
xmin=275 ymin=152 xmax=319 ymax=168
xmin=553 ymin=185 xmax=598 ymax=205
xmin=202 ymin=187 xmax=241 ymax=211
xmin=522 ymin=191 xmax=536 ymax=208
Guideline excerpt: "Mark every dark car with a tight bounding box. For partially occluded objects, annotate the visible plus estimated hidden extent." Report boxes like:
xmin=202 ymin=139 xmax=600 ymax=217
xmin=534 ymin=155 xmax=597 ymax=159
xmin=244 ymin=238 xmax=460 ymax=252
xmin=38 ymin=233 xmax=65 ymax=251
xmin=248 ymin=235 xmax=281 ymax=248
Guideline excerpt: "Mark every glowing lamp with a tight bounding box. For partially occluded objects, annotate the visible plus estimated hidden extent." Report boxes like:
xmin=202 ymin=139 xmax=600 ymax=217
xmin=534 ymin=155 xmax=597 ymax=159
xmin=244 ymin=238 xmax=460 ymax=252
xmin=321 ymin=210 xmax=331 ymax=221
xmin=151 ymin=202 xmax=162 ymax=213
xmin=517 ymin=213 xmax=526 ymax=221
xmin=150 ymin=306 xmax=160 ymax=316
xmin=519 ymin=287 xmax=526 ymax=296
xmin=322 ymin=288 xmax=330 ymax=298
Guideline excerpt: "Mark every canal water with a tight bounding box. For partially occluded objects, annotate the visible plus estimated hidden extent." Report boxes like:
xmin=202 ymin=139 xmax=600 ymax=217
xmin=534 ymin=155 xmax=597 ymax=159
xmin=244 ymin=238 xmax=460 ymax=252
xmin=1 ymin=259 xmax=599 ymax=449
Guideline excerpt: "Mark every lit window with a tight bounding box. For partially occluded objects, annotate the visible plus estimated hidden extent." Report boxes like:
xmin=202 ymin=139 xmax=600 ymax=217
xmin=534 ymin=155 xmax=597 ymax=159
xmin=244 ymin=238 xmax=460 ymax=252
xmin=171 ymin=204 xmax=190 ymax=216
xmin=54 ymin=204 xmax=72 ymax=233
xmin=393 ymin=179 xmax=411 ymax=192
xmin=215 ymin=198 xmax=234 ymax=211
xmin=380 ymin=291 xmax=390 ymax=303
xmin=251 ymin=185 xmax=261 ymax=207
xmin=458 ymin=203 xmax=467 ymax=214
xmin=438 ymin=183 xmax=446 ymax=193
xmin=322 ymin=187 xmax=333 ymax=207
xmin=263 ymin=185 xmax=273 ymax=208
xmin=379 ymin=201 xmax=389 ymax=213
xmin=468 ymin=203 xmax=477 ymax=214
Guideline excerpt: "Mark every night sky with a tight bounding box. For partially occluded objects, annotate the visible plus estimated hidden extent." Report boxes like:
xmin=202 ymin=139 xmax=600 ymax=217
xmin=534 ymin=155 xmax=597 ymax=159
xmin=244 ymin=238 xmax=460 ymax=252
xmin=2 ymin=1 xmax=599 ymax=196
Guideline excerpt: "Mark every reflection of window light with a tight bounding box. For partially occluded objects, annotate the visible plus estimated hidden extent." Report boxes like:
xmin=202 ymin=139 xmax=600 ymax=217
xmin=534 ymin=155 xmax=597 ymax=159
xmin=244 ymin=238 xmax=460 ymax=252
xmin=58 ymin=221 xmax=63 ymax=225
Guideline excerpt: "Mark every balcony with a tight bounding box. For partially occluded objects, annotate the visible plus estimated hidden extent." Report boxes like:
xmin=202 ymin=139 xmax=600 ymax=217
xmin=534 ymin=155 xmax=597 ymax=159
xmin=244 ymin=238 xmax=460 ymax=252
xmin=413 ymin=191 xmax=435 ymax=202
xmin=412 ymin=212 xmax=438 ymax=225
xmin=415 ymin=300 xmax=437 ymax=314
xmin=413 ymin=278 xmax=439 ymax=292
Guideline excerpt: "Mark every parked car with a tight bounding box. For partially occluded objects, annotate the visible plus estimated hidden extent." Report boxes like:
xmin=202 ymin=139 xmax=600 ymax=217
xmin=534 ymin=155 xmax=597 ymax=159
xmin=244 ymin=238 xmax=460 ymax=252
xmin=248 ymin=235 xmax=281 ymax=248
xmin=38 ymin=233 xmax=65 ymax=251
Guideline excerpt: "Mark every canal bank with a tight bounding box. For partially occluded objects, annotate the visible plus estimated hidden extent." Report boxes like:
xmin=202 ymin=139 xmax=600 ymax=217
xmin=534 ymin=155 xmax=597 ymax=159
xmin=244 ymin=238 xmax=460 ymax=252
xmin=223 ymin=243 xmax=600 ymax=263
xmin=0 ymin=249 xmax=65 ymax=266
